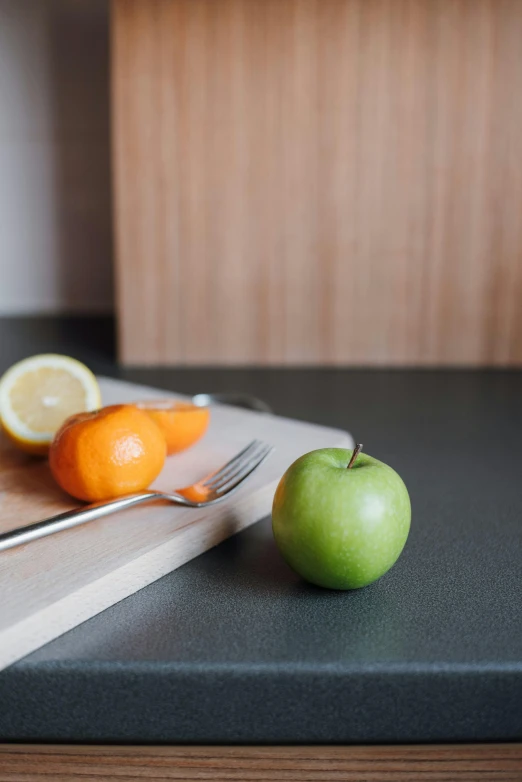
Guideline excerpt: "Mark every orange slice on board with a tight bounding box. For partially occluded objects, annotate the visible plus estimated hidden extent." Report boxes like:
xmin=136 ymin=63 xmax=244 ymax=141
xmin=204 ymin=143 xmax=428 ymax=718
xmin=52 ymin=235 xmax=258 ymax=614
xmin=135 ymin=400 xmax=210 ymax=455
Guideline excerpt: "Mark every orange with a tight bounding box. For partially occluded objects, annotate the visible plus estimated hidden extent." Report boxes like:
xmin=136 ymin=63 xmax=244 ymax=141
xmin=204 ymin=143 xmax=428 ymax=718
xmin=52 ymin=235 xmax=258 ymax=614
xmin=49 ymin=404 xmax=167 ymax=502
xmin=136 ymin=400 xmax=210 ymax=455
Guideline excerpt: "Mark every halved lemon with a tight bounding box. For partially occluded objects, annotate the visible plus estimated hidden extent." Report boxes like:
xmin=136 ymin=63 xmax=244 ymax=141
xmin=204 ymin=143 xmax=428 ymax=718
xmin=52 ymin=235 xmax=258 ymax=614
xmin=0 ymin=354 xmax=101 ymax=455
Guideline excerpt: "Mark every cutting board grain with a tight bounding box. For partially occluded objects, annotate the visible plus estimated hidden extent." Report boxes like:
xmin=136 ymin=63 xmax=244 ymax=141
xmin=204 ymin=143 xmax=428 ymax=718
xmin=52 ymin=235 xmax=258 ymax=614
xmin=0 ymin=376 xmax=352 ymax=671
xmin=1 ymin=744 xmax=522 ymax=781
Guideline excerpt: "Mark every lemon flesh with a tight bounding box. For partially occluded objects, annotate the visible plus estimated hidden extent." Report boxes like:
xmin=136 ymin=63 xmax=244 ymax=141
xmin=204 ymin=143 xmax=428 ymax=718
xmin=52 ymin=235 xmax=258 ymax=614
xmin=0 ymin=354 xmax=101 ymax=454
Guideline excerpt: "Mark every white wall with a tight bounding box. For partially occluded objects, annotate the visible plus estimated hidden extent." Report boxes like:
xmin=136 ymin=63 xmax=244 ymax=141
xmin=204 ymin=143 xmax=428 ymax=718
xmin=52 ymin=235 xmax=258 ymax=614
xmin=0 ymin=0 xmax=113 ymax=314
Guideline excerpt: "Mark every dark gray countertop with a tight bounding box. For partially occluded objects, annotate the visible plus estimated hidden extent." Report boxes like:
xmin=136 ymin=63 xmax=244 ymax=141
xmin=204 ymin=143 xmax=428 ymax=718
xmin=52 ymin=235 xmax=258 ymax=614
xmin=1 ymin=317 xmax=522 ymax=743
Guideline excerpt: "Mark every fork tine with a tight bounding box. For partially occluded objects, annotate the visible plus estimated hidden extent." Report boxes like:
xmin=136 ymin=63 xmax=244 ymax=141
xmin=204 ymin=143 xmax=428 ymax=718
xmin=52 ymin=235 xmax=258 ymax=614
xmin=209 ymin=441 xmax=267 ymax=491
xmin=201 ymin=440 xmax=260 ymax=487
xmin=214 ymin=444 xmax=273 ymax=496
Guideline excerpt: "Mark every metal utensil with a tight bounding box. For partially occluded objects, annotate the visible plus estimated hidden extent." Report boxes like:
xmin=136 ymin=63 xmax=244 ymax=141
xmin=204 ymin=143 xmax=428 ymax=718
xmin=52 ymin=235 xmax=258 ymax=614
xmin=191 ymin=393 xmax=272 ymax=414
xmin=0 ymin=440 xmax=273 ymax=552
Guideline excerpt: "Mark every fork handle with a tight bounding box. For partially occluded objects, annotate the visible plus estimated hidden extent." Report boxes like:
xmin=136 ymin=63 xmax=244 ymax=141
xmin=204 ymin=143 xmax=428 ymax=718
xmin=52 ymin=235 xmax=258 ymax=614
xmin=0 ymin=491 xmax=163 ymax=553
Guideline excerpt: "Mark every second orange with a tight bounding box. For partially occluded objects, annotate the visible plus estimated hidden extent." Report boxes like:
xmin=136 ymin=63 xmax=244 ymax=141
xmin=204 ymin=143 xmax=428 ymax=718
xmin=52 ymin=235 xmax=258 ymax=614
xmin=136 ymin=400 xmax=210 ymax=455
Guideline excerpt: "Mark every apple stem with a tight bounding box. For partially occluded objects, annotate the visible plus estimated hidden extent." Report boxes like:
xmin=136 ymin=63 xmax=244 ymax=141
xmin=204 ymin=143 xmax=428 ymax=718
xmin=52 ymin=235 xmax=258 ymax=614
xmin=347 ymin=443 xmax=363 ymax=469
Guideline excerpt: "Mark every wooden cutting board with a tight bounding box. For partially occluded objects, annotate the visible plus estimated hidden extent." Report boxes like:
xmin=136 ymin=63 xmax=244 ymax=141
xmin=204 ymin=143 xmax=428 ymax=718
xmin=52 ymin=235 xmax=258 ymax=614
xmin=0 ymin=376 xmax=352 ymax=671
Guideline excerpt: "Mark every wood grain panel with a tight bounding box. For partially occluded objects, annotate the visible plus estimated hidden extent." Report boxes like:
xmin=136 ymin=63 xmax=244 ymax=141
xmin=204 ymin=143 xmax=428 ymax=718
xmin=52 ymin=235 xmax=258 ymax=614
xmin=111 ymin=0 xmax=522 ymax=365
xmin=2 ymin=744 xmax=522 ymax=781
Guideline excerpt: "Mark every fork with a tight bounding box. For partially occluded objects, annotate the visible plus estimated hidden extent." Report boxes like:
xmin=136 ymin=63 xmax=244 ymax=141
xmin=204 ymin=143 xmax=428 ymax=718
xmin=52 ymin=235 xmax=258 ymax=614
xmin=0 ymin=440 xmax=273 ymax=553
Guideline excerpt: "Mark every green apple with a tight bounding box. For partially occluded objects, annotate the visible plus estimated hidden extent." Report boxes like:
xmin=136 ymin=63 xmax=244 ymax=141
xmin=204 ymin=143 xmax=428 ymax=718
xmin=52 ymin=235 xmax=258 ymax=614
xmin=272 ymin=446 xmax=411 ymax=589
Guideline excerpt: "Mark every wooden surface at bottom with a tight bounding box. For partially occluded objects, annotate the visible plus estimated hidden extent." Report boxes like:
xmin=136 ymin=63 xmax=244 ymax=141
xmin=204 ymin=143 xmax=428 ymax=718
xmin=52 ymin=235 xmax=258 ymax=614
xmin=1 ymin=744 xmax=521 ymax=781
